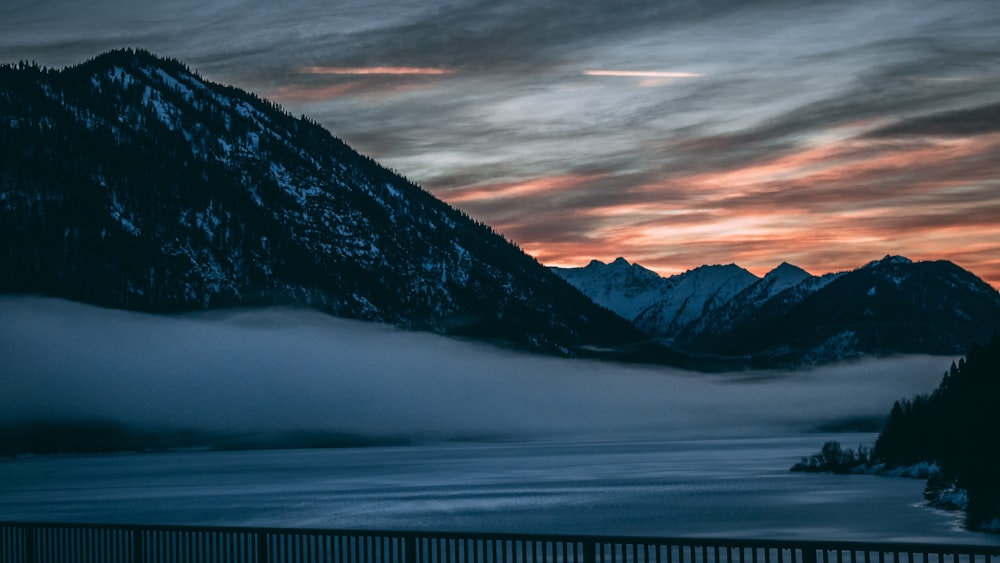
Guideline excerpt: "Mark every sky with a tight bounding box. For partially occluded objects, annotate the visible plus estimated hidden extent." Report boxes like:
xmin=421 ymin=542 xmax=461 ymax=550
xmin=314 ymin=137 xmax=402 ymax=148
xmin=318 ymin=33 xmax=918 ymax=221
xmin=1 ymin=0 xmax=999 ymax=286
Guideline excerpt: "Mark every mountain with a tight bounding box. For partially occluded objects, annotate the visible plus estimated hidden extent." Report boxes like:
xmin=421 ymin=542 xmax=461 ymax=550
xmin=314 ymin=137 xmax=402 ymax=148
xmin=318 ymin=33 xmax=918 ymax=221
xmin=550 ymin=257 xmax=669 ymax=322
xmin=551 ymin=259 xmax=758 ymax=337
xmin=553 ymin=256 xmax=1000 ymax=365
xmin=0 ymin=48 xmax=652 ymax=357
xmin=633 ymin=263 xmax=758 ymax=337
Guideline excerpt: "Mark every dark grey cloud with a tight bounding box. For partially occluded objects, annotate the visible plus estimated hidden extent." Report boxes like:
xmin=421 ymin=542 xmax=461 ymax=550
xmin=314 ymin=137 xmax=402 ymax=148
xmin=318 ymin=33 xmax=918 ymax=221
xmin=303 ymin=0 xmax=730 ymax=71
xmin=866 ymin=103 xmax=1000 ymax=138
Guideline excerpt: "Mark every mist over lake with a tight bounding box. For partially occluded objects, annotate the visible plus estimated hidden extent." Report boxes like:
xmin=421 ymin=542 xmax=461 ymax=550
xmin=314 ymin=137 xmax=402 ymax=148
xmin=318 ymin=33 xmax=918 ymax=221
xmin=1 ymin=296 xmax=952 ymax=443
xmin=4 ymin=297 xmax=999 ymax=544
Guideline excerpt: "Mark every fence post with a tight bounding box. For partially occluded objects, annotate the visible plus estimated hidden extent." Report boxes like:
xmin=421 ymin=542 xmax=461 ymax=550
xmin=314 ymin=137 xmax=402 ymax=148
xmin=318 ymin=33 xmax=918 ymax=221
xmin=585 ymin=541 xmax=597 ymax=563
xmin=132 ymin=528 xmax=144 ymax=563
xmin=802 ymin=547 xmax=817 ymax=563
xmin=405 ymin=536 xmax=418 ymax=563
xmin=257 ymin=531 xmax=270 ymax=563
xmin=24 ymin=525 xmax=36 ymax=563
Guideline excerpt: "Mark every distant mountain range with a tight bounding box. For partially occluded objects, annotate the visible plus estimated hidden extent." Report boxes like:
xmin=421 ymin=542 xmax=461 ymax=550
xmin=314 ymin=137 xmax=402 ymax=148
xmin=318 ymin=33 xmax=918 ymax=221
xmin=0 ymin=48 xmax=651 ymax=359
xmin=553 ymin=256 xmax=1000 ymax=365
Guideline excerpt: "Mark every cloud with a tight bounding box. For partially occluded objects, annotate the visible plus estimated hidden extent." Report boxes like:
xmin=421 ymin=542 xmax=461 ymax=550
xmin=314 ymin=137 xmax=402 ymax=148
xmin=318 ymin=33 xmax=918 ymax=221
xmin=865 ymin=103 xmax=1000 ymax=138
xmin=583 ymin=70 xmax=705 ymax=86
xmin=0 ymin=297 xmax=955 ymax=445
xmin=583 ymin=71 xmax=704 ymax=78
xmin=0 ymin=0 xmax=998 ymax=286
xmin=299 ymin=66 xmax=455 ymax=76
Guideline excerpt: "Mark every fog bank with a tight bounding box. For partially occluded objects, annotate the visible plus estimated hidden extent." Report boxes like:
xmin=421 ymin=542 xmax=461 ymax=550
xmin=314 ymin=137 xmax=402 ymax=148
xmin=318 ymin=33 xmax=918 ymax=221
xmin=0 ymin=297 xmax=952 ymax=443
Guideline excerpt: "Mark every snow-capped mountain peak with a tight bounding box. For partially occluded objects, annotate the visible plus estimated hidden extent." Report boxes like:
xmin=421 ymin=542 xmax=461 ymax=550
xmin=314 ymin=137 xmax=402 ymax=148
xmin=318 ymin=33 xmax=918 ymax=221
xmin=760 ymin=262 xmax=814 ymax=296
xmin=764 ymin=262 xmax=810 ymax=281
xmin=554 ymin=255 xmax=1000 ymax=366
xmin=550 ymin=258 xmax=665 ymax=320
xmin=863 ymin=255 xmax=914 ymax=269
xmin=553 ymin=260 xmax=759 ymax=338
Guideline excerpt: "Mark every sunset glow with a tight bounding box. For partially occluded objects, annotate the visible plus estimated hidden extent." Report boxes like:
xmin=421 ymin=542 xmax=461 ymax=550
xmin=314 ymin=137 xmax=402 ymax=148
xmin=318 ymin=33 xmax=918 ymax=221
xmin=583 ymin=70 xmax=704 ymax=78
xmin=300 ymin=66 xmax=454 ymax=76
xmin=4 ymin=0 xmax=997 ymax=287
xmin=446 ymin=130 xmax=1000 ymax=286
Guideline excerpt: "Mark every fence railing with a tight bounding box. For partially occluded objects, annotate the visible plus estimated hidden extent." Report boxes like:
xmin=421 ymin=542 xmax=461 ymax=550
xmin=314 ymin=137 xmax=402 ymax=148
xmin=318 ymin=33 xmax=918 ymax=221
xmin=1 ymin=522 xmax=998 ymax=563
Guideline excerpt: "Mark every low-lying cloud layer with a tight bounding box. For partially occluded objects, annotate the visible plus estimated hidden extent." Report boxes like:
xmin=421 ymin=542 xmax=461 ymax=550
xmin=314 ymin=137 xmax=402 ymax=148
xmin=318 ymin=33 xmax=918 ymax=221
xmin=1 ymin=0 xmax=997 ymax=285
xmin=0 ymin=298 xmax=952 ymax=444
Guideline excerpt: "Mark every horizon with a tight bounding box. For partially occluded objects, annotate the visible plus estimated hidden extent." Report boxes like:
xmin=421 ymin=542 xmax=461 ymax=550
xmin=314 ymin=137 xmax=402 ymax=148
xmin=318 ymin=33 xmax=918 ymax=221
xmin=1 ymin=1 xmax=998 ymax=288
xmin=544 ymin=252 xmax=1000 ymax=288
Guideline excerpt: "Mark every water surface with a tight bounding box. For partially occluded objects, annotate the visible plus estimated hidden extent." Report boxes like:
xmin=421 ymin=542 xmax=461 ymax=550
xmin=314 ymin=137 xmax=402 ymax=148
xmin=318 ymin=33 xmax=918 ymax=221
xmin=2 ymin=436 xmax=996 ymax=545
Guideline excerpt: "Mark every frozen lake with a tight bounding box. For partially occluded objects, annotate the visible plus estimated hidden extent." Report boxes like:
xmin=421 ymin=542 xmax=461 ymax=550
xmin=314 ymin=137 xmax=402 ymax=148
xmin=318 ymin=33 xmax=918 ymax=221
xmin=2 ymin=435 xmax=998 ymax=546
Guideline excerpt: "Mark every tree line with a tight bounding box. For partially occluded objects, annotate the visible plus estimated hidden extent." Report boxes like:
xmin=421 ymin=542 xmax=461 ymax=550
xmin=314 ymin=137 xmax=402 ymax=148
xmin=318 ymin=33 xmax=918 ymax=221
xmin=793 ymin=334 xmax=1000 ymax=532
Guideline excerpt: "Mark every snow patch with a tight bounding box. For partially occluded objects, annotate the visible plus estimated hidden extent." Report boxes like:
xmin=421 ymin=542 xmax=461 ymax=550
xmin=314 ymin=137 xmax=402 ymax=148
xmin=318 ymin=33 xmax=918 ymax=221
xmin=863 ymin=255 xmax=913 ymax=269
xmin=151 ymin=67 xmax=195 ymax=102
xmin=248 ymin=186 xmax=263 ymax=207
xmin=384 ymin=183 xmax=402 ymax=199
xmin=868 ymin=461 xmax=940 ymax=479
xmin=217 ymin=138 xmax=233 ymax=157
xmin=108 ymin=194 xmax=141 ymax=236
xmin=270 ymin=162 xmax=324 ymax=207
xmin=194 ymin=207 xmax=221 ymax=242
xmin=108 ymin=66 xmax=136 ymax=88
xmin=760 ymin=262 xmax=812 ymax=297
xmin=802 ymin=331 xmax=860 ymax=364
xmin=142 ymin=86 xmax=176 ymax=130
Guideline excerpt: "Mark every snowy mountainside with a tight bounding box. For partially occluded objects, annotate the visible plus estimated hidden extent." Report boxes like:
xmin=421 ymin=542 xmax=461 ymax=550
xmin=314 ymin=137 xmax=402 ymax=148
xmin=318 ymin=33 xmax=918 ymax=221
xmin=685 ymin=263 xmax=840 ymax=338
xmin=0 ymin=49 xmax=650 ymax=357
xmin=552 ymin=258 xmax=758 ymax=338
xmin=756 ymin=262 xmax=815 ymax=299
xmin=550 ymin=257 xmax=667 ymax=321
xmin=632 ymin=263 xmax=758 ymax=337
xmin=553 ymin=256 xmax=1000 ymax=365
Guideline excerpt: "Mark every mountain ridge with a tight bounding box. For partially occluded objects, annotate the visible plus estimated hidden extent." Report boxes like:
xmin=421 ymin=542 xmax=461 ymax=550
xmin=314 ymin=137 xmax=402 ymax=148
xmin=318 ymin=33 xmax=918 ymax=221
xmin=0 ymin=48 xmax=656 ymax=359
xmin=553 ymin=255 xmax=1000 ymax=365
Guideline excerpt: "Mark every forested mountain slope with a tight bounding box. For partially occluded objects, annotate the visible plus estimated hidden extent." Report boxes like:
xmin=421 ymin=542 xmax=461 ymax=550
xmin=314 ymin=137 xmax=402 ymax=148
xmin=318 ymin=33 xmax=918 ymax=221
xmin=0 ymin=49 xmax=650 ymax=357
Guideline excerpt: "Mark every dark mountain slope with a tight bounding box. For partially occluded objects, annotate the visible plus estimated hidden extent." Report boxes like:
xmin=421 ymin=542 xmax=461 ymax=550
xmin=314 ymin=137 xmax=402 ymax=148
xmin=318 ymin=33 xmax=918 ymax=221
xmin=0 ymin=49 xmax=649 ymax=356
xmin=688 ymin=257 xmax=1000 ymax=361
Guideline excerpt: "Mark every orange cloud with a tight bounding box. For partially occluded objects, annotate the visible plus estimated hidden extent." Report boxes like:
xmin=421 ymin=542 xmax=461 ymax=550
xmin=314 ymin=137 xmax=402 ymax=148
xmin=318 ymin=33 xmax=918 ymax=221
xmin=446 ymin=173 xmax=607 ymax=205
xmin=269 ymin=82 xmax=370 ymax=102
xmin=450 ymin=130 xmax=1000 ymax=288
xmin=268 ymin=65 xmax=457 ymax=102
xmin=300 ymin=66 xmax=454 ymax=76
xmin=584 ymin=70 xmax=704 ymax=87
xmin=583 ymin=70 xmax=704 ymax=78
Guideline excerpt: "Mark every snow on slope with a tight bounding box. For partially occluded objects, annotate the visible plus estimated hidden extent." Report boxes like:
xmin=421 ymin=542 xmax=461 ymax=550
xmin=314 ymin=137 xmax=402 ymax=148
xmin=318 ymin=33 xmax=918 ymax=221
xmin=550 ymin=258 xmax=667 ymax=320
xmin=758 ymin=263 xmax=814 ymax=301
xmin=633 ymin=264 xmax=758 ymax=337
xmin=0 ymin=49 xmax=645 ymax=356
xmin=552 ymin=258 xmax=762 ymax=338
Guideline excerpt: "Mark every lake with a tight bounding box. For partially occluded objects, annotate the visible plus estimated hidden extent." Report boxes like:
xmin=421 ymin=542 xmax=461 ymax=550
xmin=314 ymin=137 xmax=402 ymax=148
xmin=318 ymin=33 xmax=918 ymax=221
xmin=2 ymin=300 xmax=995 ymax=546
xmin=2 ymin=435 xmax=998 ymax=546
